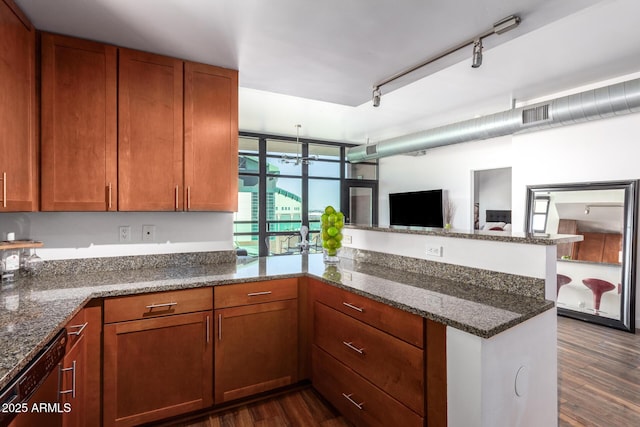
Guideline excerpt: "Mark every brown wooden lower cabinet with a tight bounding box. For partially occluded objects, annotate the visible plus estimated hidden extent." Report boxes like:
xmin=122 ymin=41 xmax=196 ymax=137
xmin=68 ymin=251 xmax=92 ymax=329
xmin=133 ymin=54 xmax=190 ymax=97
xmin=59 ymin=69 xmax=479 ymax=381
xmin=93 ymin=280 xmax=446 ymax=426
xmin=309 ymin=278 xmax=447 ymax=427
xmin=61 ymin=301 xmax=102 ymax=427
xmin=314 ymin=301 xmax=424 ymax=415
xmin=214 ymin=281 xmax=299 ymax=404
xmin=103 ymin=290 xmax=213 ymax=427
xmin=312 ymin=345 xmax=423 ymax=427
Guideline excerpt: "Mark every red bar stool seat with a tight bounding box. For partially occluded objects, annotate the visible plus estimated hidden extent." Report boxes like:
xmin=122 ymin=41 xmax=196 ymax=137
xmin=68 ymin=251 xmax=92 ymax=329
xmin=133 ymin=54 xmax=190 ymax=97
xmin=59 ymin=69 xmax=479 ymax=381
xmin=557 ymin=274 xmax=572 ymax=297
xmin=582 ymin=278 xmax=616 ymax=314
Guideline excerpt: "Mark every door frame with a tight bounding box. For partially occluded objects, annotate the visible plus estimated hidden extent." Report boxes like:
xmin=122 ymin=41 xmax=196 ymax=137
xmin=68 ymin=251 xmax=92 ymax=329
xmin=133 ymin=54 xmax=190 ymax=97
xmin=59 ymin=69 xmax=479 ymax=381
xmin=342 ymin=180 xmax=378 ymax=226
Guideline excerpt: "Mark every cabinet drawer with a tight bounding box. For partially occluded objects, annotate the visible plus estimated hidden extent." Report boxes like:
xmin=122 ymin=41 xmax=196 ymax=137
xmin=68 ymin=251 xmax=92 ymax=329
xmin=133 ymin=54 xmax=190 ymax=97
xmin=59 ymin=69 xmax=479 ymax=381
xmin=314 ymin=302 xmax=424 ymax=415
xmin=312 ymin=346 xmax=423 ymax=427
xmin=214 ymin=278 xmax=298 ymax=309
xmin=104 ymin=287 xmax=212 ymax=323
xmin=311 ymin=279 xmax=423 ymax=348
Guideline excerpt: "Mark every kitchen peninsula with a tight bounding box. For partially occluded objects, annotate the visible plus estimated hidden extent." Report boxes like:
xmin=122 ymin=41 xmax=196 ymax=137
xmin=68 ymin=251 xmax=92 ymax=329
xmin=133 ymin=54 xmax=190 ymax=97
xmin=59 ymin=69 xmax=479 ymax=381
xmin=0 ymin=228 xmax=580 ymax=427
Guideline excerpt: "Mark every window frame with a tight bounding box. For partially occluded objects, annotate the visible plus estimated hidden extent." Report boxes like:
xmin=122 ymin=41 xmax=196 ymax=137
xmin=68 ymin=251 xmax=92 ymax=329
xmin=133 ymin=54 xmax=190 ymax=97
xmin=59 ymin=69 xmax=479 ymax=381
xmin=235 ymin=132 xmax=378 ymax=257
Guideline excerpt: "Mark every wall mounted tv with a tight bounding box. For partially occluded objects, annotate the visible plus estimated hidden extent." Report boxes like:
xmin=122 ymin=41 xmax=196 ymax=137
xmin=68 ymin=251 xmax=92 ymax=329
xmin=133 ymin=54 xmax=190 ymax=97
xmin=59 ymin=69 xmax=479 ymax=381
xmin=389 ymin=189 xmax=444 ymax=228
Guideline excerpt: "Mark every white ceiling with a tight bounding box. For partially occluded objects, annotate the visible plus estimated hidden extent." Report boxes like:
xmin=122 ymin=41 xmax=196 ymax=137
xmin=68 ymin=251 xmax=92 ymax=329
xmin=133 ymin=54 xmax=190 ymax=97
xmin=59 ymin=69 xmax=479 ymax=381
xmin=15 ymin=0 xmax=640 ymax=143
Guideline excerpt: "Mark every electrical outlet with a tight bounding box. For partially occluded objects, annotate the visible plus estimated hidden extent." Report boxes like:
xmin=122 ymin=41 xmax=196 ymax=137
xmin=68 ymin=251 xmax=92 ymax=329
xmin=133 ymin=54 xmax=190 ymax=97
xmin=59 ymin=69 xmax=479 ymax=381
xmin=343 ymin=234 xmax=352 ymax=244
xmin=142 ymin=225 xmax=156 ymax=242
xmin=426 ymin=244 xmax=442 ymax=257
xmin=119 ymin=226 xmax=131 ymax=243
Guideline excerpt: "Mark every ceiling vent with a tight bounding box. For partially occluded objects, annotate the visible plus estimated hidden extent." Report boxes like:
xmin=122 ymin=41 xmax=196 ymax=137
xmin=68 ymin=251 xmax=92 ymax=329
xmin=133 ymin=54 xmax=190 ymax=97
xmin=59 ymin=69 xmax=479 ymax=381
xmin=522 ymin=104 xmax=550 ymax=124
xmin=347 ymin=77 xmax=640 ymax=162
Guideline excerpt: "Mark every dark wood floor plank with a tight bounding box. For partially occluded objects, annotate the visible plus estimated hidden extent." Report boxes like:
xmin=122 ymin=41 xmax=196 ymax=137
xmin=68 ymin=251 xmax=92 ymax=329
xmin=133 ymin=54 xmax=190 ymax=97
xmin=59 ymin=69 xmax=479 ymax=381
xmin=558 ymin=316 xmax=640 ymax=427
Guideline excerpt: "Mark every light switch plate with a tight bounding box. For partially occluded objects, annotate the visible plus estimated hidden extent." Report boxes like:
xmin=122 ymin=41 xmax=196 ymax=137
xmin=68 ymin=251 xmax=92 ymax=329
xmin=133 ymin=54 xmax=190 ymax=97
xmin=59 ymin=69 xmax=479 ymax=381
xmin=343 ymin=234 xmax=352 ymax=244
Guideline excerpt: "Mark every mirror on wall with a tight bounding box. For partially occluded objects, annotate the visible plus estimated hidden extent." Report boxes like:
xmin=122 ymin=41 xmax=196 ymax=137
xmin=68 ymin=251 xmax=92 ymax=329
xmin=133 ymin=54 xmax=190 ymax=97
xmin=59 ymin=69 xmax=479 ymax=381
xmin=525 ymin=181 xmax=637 ymax=332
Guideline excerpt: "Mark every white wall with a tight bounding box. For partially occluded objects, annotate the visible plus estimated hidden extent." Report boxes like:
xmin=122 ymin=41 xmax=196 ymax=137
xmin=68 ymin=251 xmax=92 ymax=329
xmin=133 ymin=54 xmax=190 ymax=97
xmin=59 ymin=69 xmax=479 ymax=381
xmin=0 ymin=212 xmax=234 ymax=260
xmin=377 ymin=97 xmax=640 ymax=325
xmin=379 ymin=135 xmax=512 ymax=228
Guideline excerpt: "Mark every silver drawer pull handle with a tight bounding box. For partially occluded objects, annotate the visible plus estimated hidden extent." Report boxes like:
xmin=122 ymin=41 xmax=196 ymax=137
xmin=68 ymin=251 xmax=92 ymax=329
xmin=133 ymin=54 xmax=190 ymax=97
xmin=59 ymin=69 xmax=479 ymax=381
xmin=145 ymin=302 xmax=178 ymax=309
xmin=342 ymin=302 xmax=364 ymax=312
xmin=59 ymin=361 xmax=77 ymax=399
xmin=218 ymin=314 xmax=222 ymax=341
xmin=342 ymin=393 xmax=364 ymax=410
xmin=67 ymin=322 xmax=88 ymax=336
xmin=247 ymin=291 xmax=272 ymax=297
xmin=342 ymin=341 xmax=365 ymax=355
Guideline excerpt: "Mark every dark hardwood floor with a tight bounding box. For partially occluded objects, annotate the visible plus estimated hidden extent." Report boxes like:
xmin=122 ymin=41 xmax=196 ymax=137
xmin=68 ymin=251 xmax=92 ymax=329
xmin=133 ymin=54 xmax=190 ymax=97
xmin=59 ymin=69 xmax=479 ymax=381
xmin=167 ymin=388 xmax=352 ymax=427
xmin=168 ymin=316 xmax=640 ymax=427
xmin=558 ymin=316 xmax=640 ymax=427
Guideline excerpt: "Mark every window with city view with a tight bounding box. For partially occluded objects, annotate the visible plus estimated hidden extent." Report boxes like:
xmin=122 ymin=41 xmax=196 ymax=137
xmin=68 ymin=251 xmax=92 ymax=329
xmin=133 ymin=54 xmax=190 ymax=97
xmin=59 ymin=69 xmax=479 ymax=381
xmin=234 ymin=133 xmax=377 ymax=257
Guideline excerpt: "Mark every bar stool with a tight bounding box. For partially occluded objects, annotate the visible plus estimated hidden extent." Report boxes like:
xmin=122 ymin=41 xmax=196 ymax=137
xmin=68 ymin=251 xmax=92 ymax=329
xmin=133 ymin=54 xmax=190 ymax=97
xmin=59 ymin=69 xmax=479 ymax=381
xmin=556 ymin=274 xmax=572 ymax=297
xmin=582 ymin=278 xmax=616 ymax=314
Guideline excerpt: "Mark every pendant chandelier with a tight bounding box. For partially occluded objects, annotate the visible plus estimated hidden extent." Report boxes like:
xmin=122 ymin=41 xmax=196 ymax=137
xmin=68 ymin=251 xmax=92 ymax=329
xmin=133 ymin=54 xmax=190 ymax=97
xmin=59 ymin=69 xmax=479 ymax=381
xmin=281 ymin=124 xmax=318 ymax=165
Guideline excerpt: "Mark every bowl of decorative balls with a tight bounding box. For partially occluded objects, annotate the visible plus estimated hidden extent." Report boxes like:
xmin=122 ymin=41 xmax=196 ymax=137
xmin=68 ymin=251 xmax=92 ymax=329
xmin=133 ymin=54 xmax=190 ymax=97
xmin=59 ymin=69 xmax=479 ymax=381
xmin=321 ymin=205 xmax=344 ymax=264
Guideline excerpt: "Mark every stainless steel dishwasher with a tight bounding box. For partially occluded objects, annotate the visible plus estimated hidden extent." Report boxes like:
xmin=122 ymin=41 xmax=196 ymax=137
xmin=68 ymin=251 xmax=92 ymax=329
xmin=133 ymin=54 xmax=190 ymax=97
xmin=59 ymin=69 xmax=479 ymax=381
xmin=0 ymin=328 xmax=67 ymax=427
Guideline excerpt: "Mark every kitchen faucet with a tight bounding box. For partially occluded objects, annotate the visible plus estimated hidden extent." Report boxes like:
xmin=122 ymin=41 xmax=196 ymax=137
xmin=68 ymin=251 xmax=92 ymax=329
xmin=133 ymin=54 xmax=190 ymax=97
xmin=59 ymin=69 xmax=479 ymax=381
xmin=299 ymin=225 xmax=309 ymax=254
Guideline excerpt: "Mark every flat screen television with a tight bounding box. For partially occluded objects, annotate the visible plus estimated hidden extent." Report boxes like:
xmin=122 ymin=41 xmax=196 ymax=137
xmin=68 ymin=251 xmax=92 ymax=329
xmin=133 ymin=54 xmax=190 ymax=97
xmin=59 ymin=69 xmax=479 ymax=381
xmin=389 ymin=189 xmax=444 ymax=228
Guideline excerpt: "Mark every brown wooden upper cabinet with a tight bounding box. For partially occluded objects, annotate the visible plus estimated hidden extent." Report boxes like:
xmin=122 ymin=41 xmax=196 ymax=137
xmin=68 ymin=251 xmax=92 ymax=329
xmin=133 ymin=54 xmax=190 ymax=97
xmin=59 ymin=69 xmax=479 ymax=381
xmin=118 ymin=48 xmax=184 ymax=211
xmin=184 ymin=62 xmax=238 ymax=211
xmin=0 ymin=0 xmax=38 ymax=212
xmin=40 ymin=33 xmax=118 ymax=211
xmin=119 ymin=49 xmax=238 ymax=212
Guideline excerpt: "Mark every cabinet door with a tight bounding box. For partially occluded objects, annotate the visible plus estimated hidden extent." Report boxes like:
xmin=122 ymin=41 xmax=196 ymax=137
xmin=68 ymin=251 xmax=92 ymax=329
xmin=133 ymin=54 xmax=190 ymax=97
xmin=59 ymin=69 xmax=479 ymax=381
xmin=215 ymin=299 xmax=298 ymax=404
xmin=575 ymin=232 xmax=606 ymax=262
xmin=118 ymin=48 xmax=183 ymax=211
xmin=63 ymin=302 xmax=101 ymax=427
xmin=602 ymin=233 xmax=622 ymax=264
xmin=184 ymin=62 xmax=238 ymax=211
xmin=0 ymin=0 xmax=37 ymax=212
xmin=40 ymin=33 xmax=117 ymax=211
xmin=103 ymin=311 xmax=213 ymax=427
xmin=60 ymin=333 xmax=85 ymax=427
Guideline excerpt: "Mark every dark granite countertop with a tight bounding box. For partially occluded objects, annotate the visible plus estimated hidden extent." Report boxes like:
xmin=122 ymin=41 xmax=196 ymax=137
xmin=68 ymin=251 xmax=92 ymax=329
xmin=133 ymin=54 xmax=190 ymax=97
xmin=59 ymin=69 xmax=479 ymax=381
xmin=0 ymin=253 xmax=553 ymax=391
xmin=345 ymin=225 xmax=583 ymax=245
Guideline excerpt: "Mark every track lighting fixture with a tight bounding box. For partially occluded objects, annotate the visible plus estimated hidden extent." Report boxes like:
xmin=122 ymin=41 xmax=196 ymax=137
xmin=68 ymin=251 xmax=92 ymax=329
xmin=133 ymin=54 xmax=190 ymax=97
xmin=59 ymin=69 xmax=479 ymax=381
xmin=371 ymin=14 xmax=520 ymax=107
xmin=471 ymin=39 xmax=483 ymax=68
xmin=493 ymin=15 xmax=521 ymax=35
xmin=584 ymin=204 xmax=623 ymax=215
xmin=372 ymin=87 xmax=381 ymax=107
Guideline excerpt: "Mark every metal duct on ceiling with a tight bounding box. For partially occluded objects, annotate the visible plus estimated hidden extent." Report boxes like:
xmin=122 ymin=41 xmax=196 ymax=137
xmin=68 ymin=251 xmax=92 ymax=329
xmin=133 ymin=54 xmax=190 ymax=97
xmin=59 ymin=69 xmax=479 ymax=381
xmin=347 ymin=77 xmax=640 ymax=163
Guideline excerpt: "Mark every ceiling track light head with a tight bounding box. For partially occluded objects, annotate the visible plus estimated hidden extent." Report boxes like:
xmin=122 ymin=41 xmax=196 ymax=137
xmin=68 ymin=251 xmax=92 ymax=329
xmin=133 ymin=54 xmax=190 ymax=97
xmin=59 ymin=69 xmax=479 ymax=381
xmin=372 ymin=87 xmax=381 ymax=107
xmin=493 ymin=15 xmax=521 ymax=35
xmin=471 ymin=39 xmax=483 ymax=68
